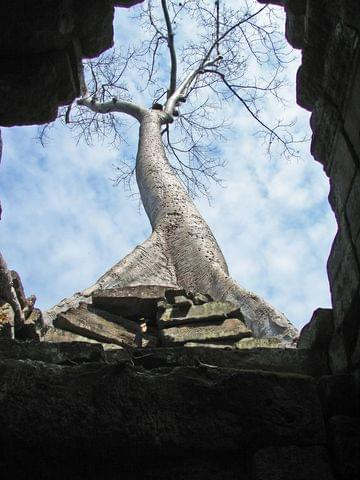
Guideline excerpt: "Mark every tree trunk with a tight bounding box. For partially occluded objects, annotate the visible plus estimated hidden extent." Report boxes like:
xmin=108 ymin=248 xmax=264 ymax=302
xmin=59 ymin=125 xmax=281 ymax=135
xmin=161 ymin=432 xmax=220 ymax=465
xmin=45 ymin=110 xmax=297 ymax=340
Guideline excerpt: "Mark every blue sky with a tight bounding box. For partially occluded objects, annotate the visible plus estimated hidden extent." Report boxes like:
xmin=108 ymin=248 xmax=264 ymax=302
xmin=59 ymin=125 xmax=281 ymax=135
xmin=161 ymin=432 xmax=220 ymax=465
xmin=0 ymin=2 xmax=337 ymax=331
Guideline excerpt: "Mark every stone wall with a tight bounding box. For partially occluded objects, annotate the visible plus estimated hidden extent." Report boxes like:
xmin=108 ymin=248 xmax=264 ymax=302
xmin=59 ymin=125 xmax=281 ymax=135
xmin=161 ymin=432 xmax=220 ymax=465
xmin=0 ymin=0 xmax=142 ymax=126
xmin=261 ymin=0 xmax=360 ymax=375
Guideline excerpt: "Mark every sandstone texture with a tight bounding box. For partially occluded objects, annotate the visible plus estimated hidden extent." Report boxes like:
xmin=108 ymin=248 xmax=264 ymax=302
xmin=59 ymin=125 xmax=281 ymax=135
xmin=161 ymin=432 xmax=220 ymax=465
xmin=0 ymin=338 xmax=330 ymax=480
xmin=297 ymin=308 xmax=334 ymax=350
xmin=0 ymin=1 xmax=142 ymax=126
xmin=253 ymin=445 xmax=335 ymax=480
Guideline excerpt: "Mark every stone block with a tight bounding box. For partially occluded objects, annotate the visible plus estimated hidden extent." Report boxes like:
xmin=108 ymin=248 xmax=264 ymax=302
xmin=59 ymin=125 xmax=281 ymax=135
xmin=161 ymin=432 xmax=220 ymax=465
xmin=160 ymin=318 xmax=252 ymax=345
xmin=0 ymin=338 xmax=105 ymax=365
xmin=327 ymin=231 xmax=360 ymax=329
xmin=16 ymin=308 xmax=43 ymax=341
xmin=0 ymin=300 xmax=14 ymax=339
xmin=346 ymin=173 xmax=360 ymax=242
xmin=323 ymin=22 xmax=359 ymax=109
xmin=0 ymin=51 xmax=78 ymax=126
xmin=252 ymin=445 xmax=335 ymax=480
xmin=328 ymin=415 xmax=360 ymax=480
xmin=158 ymin=301 xmax=243 ymax=328
xmin=351 ymin=324 xmax=360 ymax=367
xmin=0 ymin=0 xmax=74 ymax=56
xmin=192 ymin=292 xmax=212 ymax=305
xmin=54 ymin=304 xmax=139 ymax=347
xmin=296 ymin=50 xmax=324 ymax=111
xmin=132 ymin=346 xmax=329 ymax=377
xmin=297 ymin=308 xmax=333 ymax=350
xmin=73 ymin=0 xmax=115 ymax=58
xmin=328 ymin=131 xmax=357 ymax=217
xmin=310 ymin=97 xmax=341 ymax=169
xmin=42 ymin=325 xmax=105 ymax=344
xmin=343 ymin=56 xmax=360 ymax=160
xmin=235 ymin=337 xmax=281 ymax=349
xmin=318 ymin=374 xmax=359 ymax=418
xmin=92 ymin=285 xmax=172 ymax=319
xmin=285 ymin=11 xmax=305 ymax=49
xmin=172 ymin=295 xmax=193 ymax=307
xmin=0 ymin=360 xmax=326 ymax=452
xmin=328 ymin=326 xmax=350 ymax=374
xmin=10 ymin=270 xmax=27 ymax=309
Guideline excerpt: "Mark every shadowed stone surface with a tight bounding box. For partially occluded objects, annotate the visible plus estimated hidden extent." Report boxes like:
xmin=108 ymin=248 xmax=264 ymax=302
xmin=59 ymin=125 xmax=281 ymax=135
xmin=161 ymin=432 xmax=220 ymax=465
xmin=253 ymin=445 xmax=335 ymax=480
xmin=0 ymin=359 xmax=326 ymax=452
xmin=0 ymin=338 xmax=105 ymax=364
xmin=318 ymin=374 xmax=359 ymax=419
xmin=297 ymin=308 xmax=334 ymax=350
xmin=131 ymin=346 xmax=329 ymax=377
xmin=328 ymin=416 xmax=360 ymax=480
xmin=0 ymin=0 xmax=138 ymax=126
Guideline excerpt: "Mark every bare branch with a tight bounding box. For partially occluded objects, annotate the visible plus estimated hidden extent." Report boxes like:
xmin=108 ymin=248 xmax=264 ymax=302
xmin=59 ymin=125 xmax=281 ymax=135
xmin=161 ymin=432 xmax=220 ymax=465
xmin=161 ymin=0 xmax=177 ymax=96
xmin=77 ymin=97 xmax=146 ymax=122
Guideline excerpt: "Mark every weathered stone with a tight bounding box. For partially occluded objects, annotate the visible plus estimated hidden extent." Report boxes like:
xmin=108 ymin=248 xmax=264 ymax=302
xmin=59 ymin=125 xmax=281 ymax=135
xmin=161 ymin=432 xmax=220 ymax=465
xmin=296 ymin=48 xmax=324 ymax=111
xmin=252 ymin=445 xmax=335 ymax=480
xmin=164 ymin=289 xmax=190 ymax=303
xmin=10 ymin=270 xmax=27 ymax=309
xmin=285 ymin=10 xmax=305 ymax=49
xmin=16 ymin=308 xmax=43 ymax=341
xmin=323 ymin=22 xmax=359 ymax=109
xmin=54 ymin=304 xmax=138 ymax=347
xmin=158 ymin=301 xmax=243 ymax=328
xmin=351 ymin=324 xmax=360 ymax=367
xmin=160 ymin=318 xmax=251 ymax=345
xmin=343 ymin=57 xmax=360 ymax=161
xmin=73 ymin=0 xmax=115 ymax=58
xmin=132 ymin=346 xmax=329 ymax=377
xmin=318 ymin=374 xmax=359 ymax=419
xmin=173 ymin=295 xmax=193 ymax=307
xmin=297 ymin=308 xmax=334 ymax=350
xmin=328 ymin=131 xmax=357 ymax=217
xmin=0 ymin=51 xmax=79 ymax=126
xmin=235 ymin=337 xmax=281 ymax=349
xmin=0 ymin=359 xmax=326 ymax=453
xmin=42 ymin=325 xmax=104 ymax=344
xmin=310 ymin=97 xmax=341 ymax=169
xmin=328 ymin=326 xmax=351 ymax=374
xmin=0 ymin=0 xmax=141 ymax=127
xmin=346 ymin=173 xmax=360 ymax=242
xmin=0 ymin=300 xmax=14 ymax=338
xmin=192 ymin=292 xmax=212 ymax=305
xmin=92 ymin=285 xmax=172 ymax=319
xmin=328 ymin=415 xmax=360 ymax=480
xmin=0 ymin=338 xmax=105 ymax=365
xmin=327 ymin=230 xmax=360 ymax=330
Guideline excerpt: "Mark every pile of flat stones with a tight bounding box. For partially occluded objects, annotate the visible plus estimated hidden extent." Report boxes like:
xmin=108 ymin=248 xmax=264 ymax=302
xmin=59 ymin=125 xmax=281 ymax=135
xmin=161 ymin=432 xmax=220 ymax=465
xmin=40 ymin=285 xmax=275 ymax=349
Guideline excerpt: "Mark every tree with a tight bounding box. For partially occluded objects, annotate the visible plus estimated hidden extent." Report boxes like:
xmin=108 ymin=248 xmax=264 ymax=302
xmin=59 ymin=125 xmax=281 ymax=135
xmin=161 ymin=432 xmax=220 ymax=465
xmin=45 ymin=0 xmax=299 ymax=340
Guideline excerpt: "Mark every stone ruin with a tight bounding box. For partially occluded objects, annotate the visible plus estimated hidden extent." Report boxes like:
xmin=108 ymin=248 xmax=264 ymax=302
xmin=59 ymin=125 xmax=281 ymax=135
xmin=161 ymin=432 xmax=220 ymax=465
xmin=1 ymin=0 xmax=360 ymax=479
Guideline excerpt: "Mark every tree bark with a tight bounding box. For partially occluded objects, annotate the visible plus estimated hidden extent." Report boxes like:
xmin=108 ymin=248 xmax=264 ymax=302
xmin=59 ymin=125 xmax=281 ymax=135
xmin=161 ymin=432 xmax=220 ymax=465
xmin=45 ymin=110 xmax=297 ymax=340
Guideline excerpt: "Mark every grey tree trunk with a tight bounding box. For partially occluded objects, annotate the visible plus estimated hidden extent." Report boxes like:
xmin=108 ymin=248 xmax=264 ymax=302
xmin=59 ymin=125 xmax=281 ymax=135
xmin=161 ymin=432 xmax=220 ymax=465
xmin=45 ymin=110 xmax=297 ymax=340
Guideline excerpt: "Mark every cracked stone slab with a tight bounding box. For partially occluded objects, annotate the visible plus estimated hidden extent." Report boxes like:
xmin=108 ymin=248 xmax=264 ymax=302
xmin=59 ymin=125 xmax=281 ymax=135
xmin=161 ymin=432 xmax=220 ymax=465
xmin=159 ymin=318 xmax=252 ymax=345
xmin=158 ymin=301 xmax=243 ymax=328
